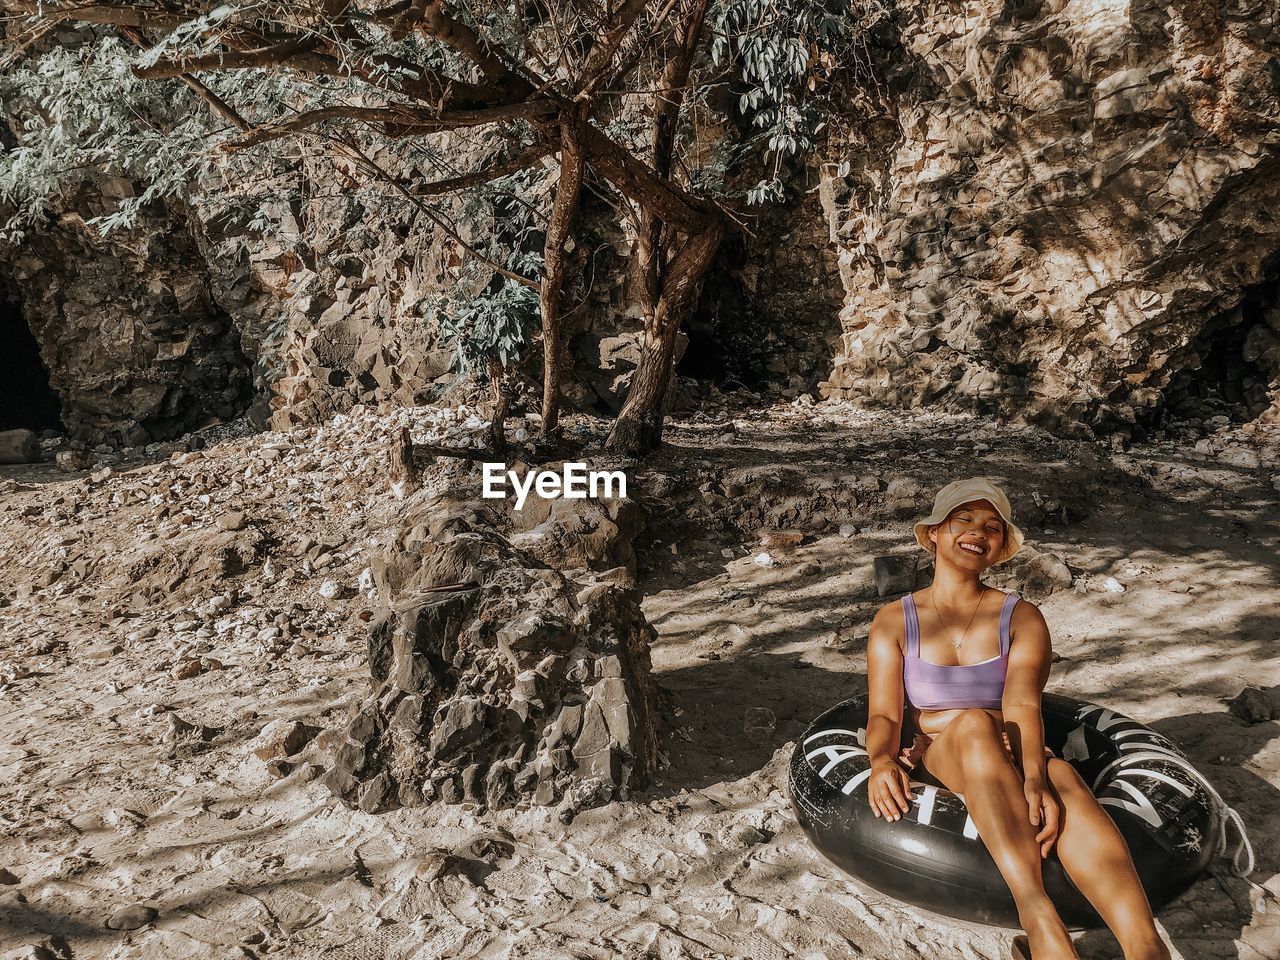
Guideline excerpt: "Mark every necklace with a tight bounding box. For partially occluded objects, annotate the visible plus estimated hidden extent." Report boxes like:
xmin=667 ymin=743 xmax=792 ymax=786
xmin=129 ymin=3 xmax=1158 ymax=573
xmin=930 ymin=587 xmax=987 ymax=651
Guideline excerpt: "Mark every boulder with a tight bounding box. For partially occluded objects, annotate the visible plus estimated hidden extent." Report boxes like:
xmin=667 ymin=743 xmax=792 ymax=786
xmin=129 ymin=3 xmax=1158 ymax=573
xmin=319 ymin=483 xmax=662 ymax=815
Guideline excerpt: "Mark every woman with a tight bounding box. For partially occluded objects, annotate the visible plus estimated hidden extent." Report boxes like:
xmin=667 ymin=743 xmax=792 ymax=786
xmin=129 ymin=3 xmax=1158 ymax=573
xmin=863 ymin=477 xmax=1171 ymax=960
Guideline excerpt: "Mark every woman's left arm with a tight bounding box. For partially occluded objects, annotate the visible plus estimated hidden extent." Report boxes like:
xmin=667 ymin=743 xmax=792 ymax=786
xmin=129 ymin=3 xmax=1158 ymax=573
xmin=1002 ymin=600 xmax=1057 ymax=856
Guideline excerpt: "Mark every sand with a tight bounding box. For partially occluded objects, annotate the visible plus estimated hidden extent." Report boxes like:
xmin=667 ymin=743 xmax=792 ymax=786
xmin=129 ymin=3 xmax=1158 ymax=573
xmin=1 ymin=398 xmax=1277 ymax=960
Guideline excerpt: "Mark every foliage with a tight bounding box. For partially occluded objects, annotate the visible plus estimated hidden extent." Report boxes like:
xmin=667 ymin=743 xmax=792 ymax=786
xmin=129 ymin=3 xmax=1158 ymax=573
xmin=709 ymin=0 xmax=887 ymax=204
xmin=428 ymin=275 xmax=540 ymax=379
xmin=425 ymin=162 xmax=548 ymax=381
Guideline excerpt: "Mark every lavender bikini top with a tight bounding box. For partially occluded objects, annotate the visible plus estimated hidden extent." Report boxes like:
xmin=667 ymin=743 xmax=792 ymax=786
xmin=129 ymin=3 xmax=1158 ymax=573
xmin=902 ymin=591 xmax=1020 ymax=710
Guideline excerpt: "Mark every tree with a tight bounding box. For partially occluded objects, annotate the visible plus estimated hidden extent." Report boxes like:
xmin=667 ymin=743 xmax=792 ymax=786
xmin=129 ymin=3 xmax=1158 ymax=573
xmin=1 ymin=0 xmax=885 ymax=453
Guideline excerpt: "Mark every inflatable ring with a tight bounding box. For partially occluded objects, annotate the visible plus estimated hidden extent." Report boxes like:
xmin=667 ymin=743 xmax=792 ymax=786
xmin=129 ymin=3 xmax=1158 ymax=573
xmin=788 ymin=693 xmax=1221 ymax=929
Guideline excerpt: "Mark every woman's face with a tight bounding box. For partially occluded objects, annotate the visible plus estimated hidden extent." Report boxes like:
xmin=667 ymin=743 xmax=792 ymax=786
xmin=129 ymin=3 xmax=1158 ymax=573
xmin=929 ymin=499 xmax=1006 ymax=568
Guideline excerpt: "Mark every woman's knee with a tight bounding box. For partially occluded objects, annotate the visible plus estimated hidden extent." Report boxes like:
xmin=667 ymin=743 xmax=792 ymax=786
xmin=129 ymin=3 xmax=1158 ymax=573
xmin=951 ymin=711 xmax=1010 ymax=770
xmin=1046 ymin=757 xmax=1089 ymax=797
xmin=952 ymin=708 xmax=1001 ymax=738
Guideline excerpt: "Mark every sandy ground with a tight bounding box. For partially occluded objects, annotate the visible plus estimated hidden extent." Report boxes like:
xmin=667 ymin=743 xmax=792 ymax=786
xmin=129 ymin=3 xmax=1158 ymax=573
xmin=1 ymin=397 xmax=1278 ymax=960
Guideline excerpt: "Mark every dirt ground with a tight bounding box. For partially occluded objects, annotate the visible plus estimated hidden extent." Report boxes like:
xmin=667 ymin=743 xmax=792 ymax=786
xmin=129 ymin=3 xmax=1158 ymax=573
xmin=1 ymin=397 xmax=1277 ymax=960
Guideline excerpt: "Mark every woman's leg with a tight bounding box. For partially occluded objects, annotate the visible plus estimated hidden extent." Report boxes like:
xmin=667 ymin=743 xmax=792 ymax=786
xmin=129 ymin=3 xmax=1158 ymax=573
xmin=1044 ymin=758 xmax=1171 ymax=960
xmin=920 ymin=710 xmax=1078 ymax=960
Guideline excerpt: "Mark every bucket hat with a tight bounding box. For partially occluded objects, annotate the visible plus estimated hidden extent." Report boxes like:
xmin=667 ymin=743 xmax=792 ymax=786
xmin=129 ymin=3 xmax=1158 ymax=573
xmin=913 ymin=476 xmax=1024 ymax=565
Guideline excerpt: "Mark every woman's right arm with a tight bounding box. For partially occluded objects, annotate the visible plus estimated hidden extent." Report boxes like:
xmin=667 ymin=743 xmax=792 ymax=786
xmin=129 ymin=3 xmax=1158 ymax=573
xmin=865 ymin=604 xmax=913 ymax=820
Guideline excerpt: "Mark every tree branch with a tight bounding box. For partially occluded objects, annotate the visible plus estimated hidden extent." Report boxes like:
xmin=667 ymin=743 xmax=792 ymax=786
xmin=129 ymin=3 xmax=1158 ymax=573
xmin=131 ymin=36 xmax=323 ymax=79
xmin=412 ymin=142 xmax=553 ymax=197
xmin=118 ymin=25 xmax=252 ymax=131
xmin=221 ymin=100 xmax=557 ymax=152
xmin=321 ymin=133 xmax=540 ymax=290
xmin=2 ymin=1 xmax=191 ymax=30
xmin=571 ymin=0 xmax=650 ymax=101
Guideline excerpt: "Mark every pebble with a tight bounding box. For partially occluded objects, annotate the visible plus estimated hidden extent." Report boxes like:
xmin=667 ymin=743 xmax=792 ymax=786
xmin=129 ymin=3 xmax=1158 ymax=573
xmin=839 ymin=523 xmax=857 ymax=537
xmin=105 ymin=904 xmax=158 ymax=930
xmin=318 ymin=580 xmax=342 ymax=600
xmin=752 ymin=552 xmax=776 ymax=568
xmin=1101 ymin=577 xmax=1125 ymax=593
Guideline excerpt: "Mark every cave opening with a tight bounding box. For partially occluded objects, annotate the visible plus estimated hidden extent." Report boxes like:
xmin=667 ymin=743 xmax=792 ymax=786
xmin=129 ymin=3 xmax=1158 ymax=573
xmin=676 ymin=236 xmax=771 ymax=392
xmin=0 ymin=289 xmax=63 ymax=433
xmin=1161 ymin=276 xmax=1280 ymax=426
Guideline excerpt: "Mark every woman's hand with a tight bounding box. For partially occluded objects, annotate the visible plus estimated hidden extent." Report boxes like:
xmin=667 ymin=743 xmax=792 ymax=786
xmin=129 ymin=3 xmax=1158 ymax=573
xmin=1023 ymin=776 xmax=1061 ymax=858
xmin=868 ymin=757 xmax=914 ymax=821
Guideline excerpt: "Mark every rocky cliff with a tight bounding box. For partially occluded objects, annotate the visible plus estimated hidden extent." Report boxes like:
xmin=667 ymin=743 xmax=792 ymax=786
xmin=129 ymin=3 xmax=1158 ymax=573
xmin=819 ymin=0 xmax=1280 ymax=441
xmin=5 ymin=1 xmax=1280 ymax=446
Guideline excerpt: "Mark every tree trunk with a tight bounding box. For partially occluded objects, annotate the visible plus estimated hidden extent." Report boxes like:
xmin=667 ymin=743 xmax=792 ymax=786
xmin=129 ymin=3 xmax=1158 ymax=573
xmin=606 ymin=221 xmax=723 ymax=453
xmin=606 ymin=0 xmax=718 ymax=456
xmin=539 ymin=118 xmax=585 ymax=436
xmin=486 ymin=357 xmax=510 ymax=453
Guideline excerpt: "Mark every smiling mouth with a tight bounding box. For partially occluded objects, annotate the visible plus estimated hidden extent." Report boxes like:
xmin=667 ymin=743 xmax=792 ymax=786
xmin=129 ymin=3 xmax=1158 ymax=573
xmin=958 ymin=542 xmax=986 ymax=555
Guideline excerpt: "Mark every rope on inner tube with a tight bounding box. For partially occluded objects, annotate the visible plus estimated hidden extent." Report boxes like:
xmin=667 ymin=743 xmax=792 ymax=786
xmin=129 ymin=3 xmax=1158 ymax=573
xmin=1091 ymin=750 xmax=1255 ymax=879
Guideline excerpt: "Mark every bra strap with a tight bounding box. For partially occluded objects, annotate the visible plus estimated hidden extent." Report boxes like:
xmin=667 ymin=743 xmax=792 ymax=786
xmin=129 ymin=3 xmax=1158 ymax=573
xmin=902 ymin=595 xmax=920 ymax=657
xmin=999 ymin=592 xmax=1019 ymax=655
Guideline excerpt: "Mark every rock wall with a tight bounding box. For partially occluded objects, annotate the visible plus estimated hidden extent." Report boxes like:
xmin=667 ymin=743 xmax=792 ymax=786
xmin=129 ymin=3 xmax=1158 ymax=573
xmin=2 ymin=191 xmax=254 ymax=446
xmin=10 ymin=1 xmax=1280 ymax=444
xmin=819 ymin=0 xmax=1280 ymax=440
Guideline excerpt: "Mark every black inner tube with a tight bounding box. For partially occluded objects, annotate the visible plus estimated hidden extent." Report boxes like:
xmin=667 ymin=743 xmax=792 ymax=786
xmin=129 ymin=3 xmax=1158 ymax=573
xmin=789 ymin=693 xmax=1221 ymax=930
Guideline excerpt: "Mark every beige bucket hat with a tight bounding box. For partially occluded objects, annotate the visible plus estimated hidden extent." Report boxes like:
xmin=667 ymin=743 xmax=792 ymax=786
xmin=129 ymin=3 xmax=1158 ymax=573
xmin=914 ymin=476 xmax=1024 ymax=565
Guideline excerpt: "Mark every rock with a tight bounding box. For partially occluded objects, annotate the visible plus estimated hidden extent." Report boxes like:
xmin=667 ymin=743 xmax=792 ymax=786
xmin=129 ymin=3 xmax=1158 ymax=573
xmin=760 ymin=531 xmax=804 ymax=552
xmin=990 ymin=547 xmax=1075 ymax=600
xmin=815 ymin=2 xmax=1280 ymax=443
xmin=318 ymin=579 xmax=342 ymax=600
xmin=170 ymin=658 xmax=204 ymax=680
xmin=744 ymin=706 xmax=776 ymax=741
xmin=250 ymin=719 xmax=321 ymax=761
xmin=873 ymin=555 xmax=919 ymax=596
xmin=164 ymin=712 xmax=219 ymax=745
xmin=414 ymin=850 xmax=460 ymax=882
xmin=265 ymin=758 xmax=294 ymax=778
xmin=0 ymin=867 xmax=20 ymax=884
xmin=217 ymin=511 xmax=247 ymax=531
xmin=0 ymin=429 xmax=40 ymax=464
xmin=55 ymin=449 xmax=93 ymax=472
xmin=105 ymin=904 xmax=158 ymax=930
xmin=1228 ymin=686 xmax=1280 ymax=723
xmin=320 ymin=488 xmax=661 ymax=815
xmin=429 ymin=698 xmax=487 ymax=759
xmin=1220 ymin=448 xmax=1260 ymax=470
